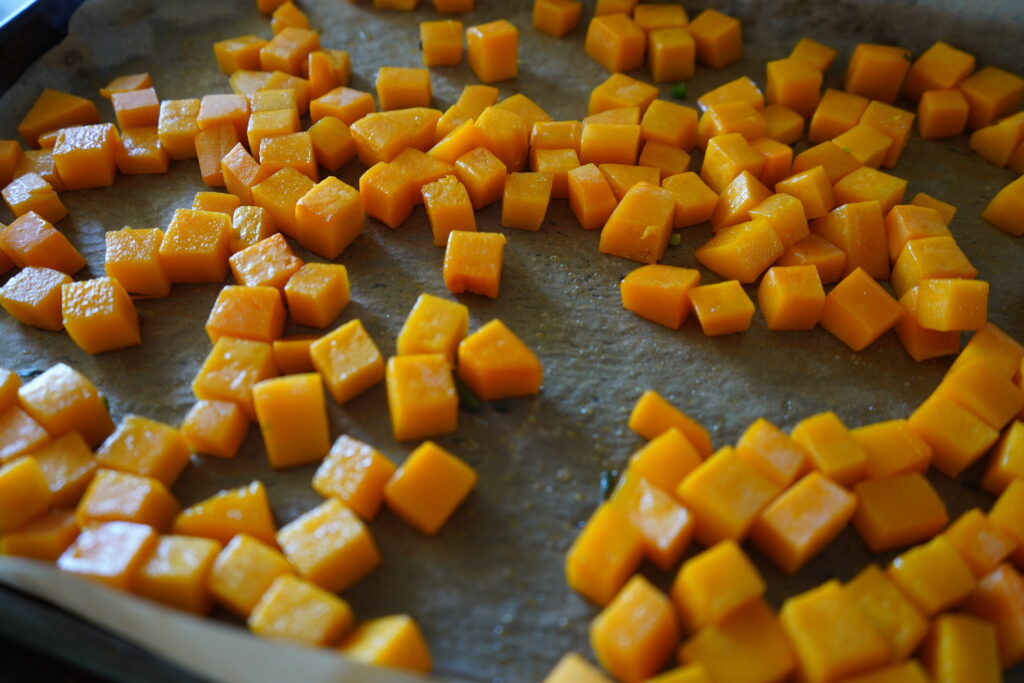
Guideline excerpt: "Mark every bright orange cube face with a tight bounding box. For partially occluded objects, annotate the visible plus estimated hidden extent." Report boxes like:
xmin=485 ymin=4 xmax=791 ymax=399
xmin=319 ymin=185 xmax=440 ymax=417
xmin=443 ymin=229 xmax=506 ymax=299
xmin=17 ymin=362 xmax=113 ymax=448
xmin=253 ymin=373 xmax=330 ymax=470
xmin=671 ymin=539 xmax=765 ymax=632
xmin=589 ymin=73 xmax=658 ymax=116
xmin=375 ymin=66 xmax=432 ymax=111
xmin=990 ymin=479 xmax=1024 ymax=567
xmin=918 ymin=89 xmax=970 ymax=139
xmin=532 ymin=0 xmax=582 ymax=38
xmin=676 ymin=446 xmax=783 ymax=546
xmin=421 ymin=174 xmax=477 ymax=246
xmin=914 ymin=278 xmax=988 ymax=332
xmin=247 ymin=109 xmax=301 ymax=157
xmin=61 ymin=278 xmax=141 ymax=356
xmin=0 ymin=407 xmax=51 ymax=465
xmin=808 ymin=88 xmax=869 ymax=142
xmin=751 ymin=471 xmax=857 ymax=575
xmin=891 ymin=235 xmax=976 ymax=298
xmin=700 ymin=133 xmax=764 ymax=194
xmin=76 ymin=468 xmax=180 ymax=531
xmin=790 ymin=411 xmax=867 ymax=488
xmin=386 ymin=354 xmax=457 ymax=442
xmin=599 ymin=181 xmax=675 ymax=264
xmin=2 ymin=171 xmax=66 ymax=224
xmin=205 ymin=285 xmax=285 ymax=344
xmin=207 ymin=533 xmax=293 ymax=618
xmin=888 ymin=535 xmax=977 ymax=616
xmin=229 ymin=233 xmax=303 ymax=291
xmin=420 ymin=20 xmax=463 ymax=66
xmin=819 ymin=267 xmax=903 ymax=351
xmin=259 ymin=26 xmax=319 ymax=76
xmin=661 ymin=171 xmax=718 ymax=229
xmin=851 ymin=419 xmax=932 ymax=479
xmin=310 ymin=86 xmax=376 ymax=125
xmin=276 ymin=497 xmax=381 ymax=592
xmin=192 ymin=337 xmax=279 ymax=420
xmin=180 ymin=399 xmax=249 ymax=459
xmin=52 ymin=123 xmax=119 ymax=190
xmin=735 ymin=417 xmax=808 ymax=488
xmin=958 ymin=66 xmax=1024 ymax=130
xmin=307 ymin=115 xmax=355 ymax=172
xmin=173 ymin=481 xmax=277 ymax=547
xmin=309 ymin=319 xmax=385 ymax=405
xmin=501 ymin=172 xmax=553 ymax=231
xmin=779 ymin=580 xmax=890 ymax=683
xmin=961 ymin=562 xmax=1024 ymax=668
xmin=359 ymin=161 xmax=416 ymax=228
xmin=944 ymin=508 xmax=1017 ymax=578
xmin=283 ymin=262 xmax=350 ymax=329
xmin=466 ymin=19 xmax=519 ymax=83
xmin=688 ymin=281 xmax=755 ymax=336
xmin=213 ymin=35 xmax=267 ymax=75
xmin=609 ymin=471 xmax=694 ymax=571
xmin=565 ymin=503 xmax=644 ymax=606
xmin=0 ymin=266 xmax=71 ymax=331
xmin=157 ymin=98 xmax=201 ymax=160
xmin=844 ymin=43 xmax=912 ymax=103
xmin=765 ymin=58 xmax=822 ymax=118
xmin=894 ymin=287 xmax=962 ymax=363
xmin=648 ymin=27 xmax=695 ymax=83
xmin=396 ymin=293 xmax=469 ymax=366
xmin=1 ymin=211 xmax=85 ymax=274
xmin=0 ymin=456 xmax=52 ymax=533
xmin=248 ymin=575 xmax=354 ymax=647
xmin=104 ymin=227 xmax=171 ymax=298
xmin=687 ymin=8 xmax=742 ymax=68
xmin=628 ymin=389 xmax=712 ymax=457
xmin=192 ymin=191 xmax=241 ymax=216
xmin=934 ymin=356 xmax=1023 ymax=430
xmin=112 ymin=87 xmax=159 ymax=129
xmin=33 ymin=431 xmax=98 ymax=507
xmin=844 ymin=565 xmax=929 ymax=663
xmin=790 ymin=37 xmax=837 ymax=73
xmin=908 ymin=393 xmax=999 ymax=478
xmin=251 ymin=167 xmax=316 ymax=239
xmin=158 ymin=209 xmax=232 ymax=284
xmin=135 ymin=535 xmax=222 ymax=615
xmin=0 ymin=508 xmax=80 ymax=561
xmin=903 ymin=41 xmax=975 ymax=100
xmin=584 ymin=13 xmax=645 ymax=73
xmin=259 ymin=131 xmax=317 ymax=182
xmin=983 ymin=175 xmax=1024 ymax=236
xmin=457 ymin=318 xmax=543 ymax=401
xmin=100 ymin=72 xmax=152 ymax=99
xmin=312 ymin=435 xmax=396 ymax=521
xmin=922 ymin=614 xmax=1002 ymax=683
xmin=590 ymin=575 xmax=680 ymax=683
xmin=385 ymin=441 xmax=477 ymax=536
xmin=57 ymin=521 xmax=158 ymax=591
xmin=620 ymin=264 xmax=700 ymax=330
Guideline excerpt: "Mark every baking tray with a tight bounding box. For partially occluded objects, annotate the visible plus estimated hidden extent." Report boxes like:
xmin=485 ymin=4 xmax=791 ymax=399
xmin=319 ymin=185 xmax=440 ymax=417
xmin=0 ymin=0 xmax=1022 ymax=681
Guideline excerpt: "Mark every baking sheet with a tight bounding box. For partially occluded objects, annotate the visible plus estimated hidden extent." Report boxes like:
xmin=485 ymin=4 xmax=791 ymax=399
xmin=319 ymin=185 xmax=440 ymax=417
xmin=0 ymin=0 xmax=1023 ymax=681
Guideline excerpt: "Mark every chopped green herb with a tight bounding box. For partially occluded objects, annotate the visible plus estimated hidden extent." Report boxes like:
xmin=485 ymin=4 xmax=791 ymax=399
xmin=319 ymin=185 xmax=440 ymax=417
xmin=671 ymin=82 xmax=688 ymax=100
xmin=454 ymin=376 xmax=483 ymax=413
xmin=842 ymin=146 xmax=852 ymax=154
xmin=599 ymin=469 xmax=620 ymax=501
xmin=669 ymin=233 xmax=682 ymax=247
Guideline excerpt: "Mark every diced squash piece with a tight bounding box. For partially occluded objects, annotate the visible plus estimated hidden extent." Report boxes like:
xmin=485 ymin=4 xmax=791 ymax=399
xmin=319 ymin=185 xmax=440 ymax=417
xmin=735 ymin=418 xmax=807 ymax=488
xmin=904 ymin=41 xmax=975 ymax=100
xmin=0 ymin=407 xmax=50 ymax=464
xmin=627 ymin=427 xmax=703 ymax=494
xmin=531 ymin=120 xmax=583 ymax=152
xmin=213 ymin=35 xmax=266 ymax=75
xmin=834 ymin=124 xmax=893 ymax=169
xmin=918 ymin=89 xmax=970 ymax=139
xmin=884 ymin=204 xmax=951 ymax=262
xmin=981 ymin=175 xmax=1024 ymax=236
xmin=580 ymin=123 xmax=641 ymax=166
xmin=283 ymin=263 xmax=349 ymax=329
xmin=0 ymin=266 xmax=71 ymax=331
xmin=766 ymin=57 xmax=822 ymax=118
xmin=750 ymin=137 xmax=793 ymax=188
xmin=310 ymin=86 xmax=375 ymax=125
xmin=247 ymin=109 xmax=301 ymax=158
xmin=600 ymin=163 xmax=660 ymax=201
xmin=696 ymin=218 xmax=782 ymax=283
xmin=2 ymin=172 xmax=65 ymax=223
xmin=641 ymin=100 xmax=698 ymax=151
xmin=944 ymin=508 xmax=1017 ymax=578
xmin=443 ymin=229 xmax=506 ymax=299
xmin=749 ymin=193 xmax=808 ymax=250
xmin=845 ymin=564 xmax=930 ymax=662
xmin=851 ymin=419 xmax=932 ymax=479
xmin=844 ymin=43 xmax=911 ymax=103
xmin=76 ymin=469 xmax=179 ymax=531
xmin=248 ymin=575 xmax=354 ymax=646
xmin=609 ymin=471 xmax=694 ymax=570
xmin=809 ymin=88 xmax=870 ymax=142
xmin=1 ymin=211 xmax=84 ymax=274
xmin=790 ymin=410 xmax=868 ymax=488
xmin=894 ymin=287 xmax=961 ymax=362
xmin=584 ymin=14 xmax=645 ymax=73
xmin=860 ymin=100 xmax=916 ymax=168
xmin=360 ymin=161 xmax=416 ymax=229
xmin=18 ymin=89 xmax=100 ymax=148
xmin=908 ymin=393 xmax=998 ymax=478
xmin=229 ymin=233 xmax=302 ymax=292
xmin=983 ymin=420 xmax=1024 ymax=494
xmin=57 ymin=521 xmax=157 ymax=591
xmin=33 ymin=432 xmax=97 ymax=507
xmin=934 ymin=356 xmax=1023 ymax=430
xmin=891 ymin=236 xmax=976 ymax=298
xmin=598 ymin=181 xmax=675 ymax=264
xmin=207 ymin=533 xmax=292 ymax=618
xmin=501 ymin=172 xmax=553 ymax=231
xmin=457 ymin=318 xmax=542 ymax=401
xmin=205 ymin=285 xmax=284 ymax=344
xmin=16 ymin=363 xmax=112 ymax=448
xmin=386 ymin=354 xmax=457 ymax=442
xmin=688 ymin=281 xmax=755 ymax=336
xmin=628 ymin=390 xmax=712 ymax=457
xmin=662 ymin=171 xmax=718 ymax=229
xmin=648 ymin=28 xmax=696 ymax=83
xmin=761 ymin=104 xmax=804 ymax=146
xmin=590 ymin=575 xmax=680 ymax=683
xmin=792 ymin=142 xmax=861 ymax=186
xmin=173 ymin=481 xmax=276 ymax=547
xmin=853 ymin=473 xmax=947 ymax=552
xmin=61 ymin=278 xmax=141 ymax=355
xmin=0 ymin=370 xmax=19 ymax=415
xmin=100 ymin=73 xmax=152 ymax=99
xmin=272 ymin=336 xmax=316 ymax=374
xmin=961 ymin=562 xmax=1024 ymax=667
xmin=709 ymin=170 xmax=771 ymax=230
xmin=533 ymin=0 xmax=582 ymax=38
xmin=833 ymin=167 xmax=907 ymax=215
xmin=310 ymin=319 xmax=384 ymax=405
xmin=811 ymin=200 xmax=889 ymax=280
xmin=391 ymin=146 xmax=453 ymax=202
xmin=671 ymin=539 xmax=764 ymax=632
xmin=888 ymin=535 xmax=977 ymax=615
xmin=819 ymin=267 xmax=902 ymax=351
xmin=253 ymin=373 xmax=329 ymax=469
xmin=790 ymin=37 xmax=837 ymax=73
xmin=921 ymin=613 xmax=1001 ymax=683
xmin=700 ymin=133 xmax=764 ymax=195
xmin=531 ymin=148 xmax=579 ymax=198
xmin=698 ymin=102 xmax=768 ymax=147
xmin=250 ymin=167 xmax=312 ymax=239
xmin=396 ymin=293 xmax=469 ymax=365
xmin=465 ymin=19 xmax=518 ymax=83
xmin=94 ymin=414 xmax=190 ymax=489
xmin=568 ymin=163 xmax=618 ymax=230
xmin=220 ymin=144 xmax=266 ymax=206
xmin=589 ymin=73 xmax=659 ymax=116
xmin=270 ymin=1 xmax=308 ymax=32
xmin=0 ymin=508 xmax=79 ymax=561
xmin=420 ymin=19 xmax=463 ymax=67
xmin=958 ymin=66 xmax=1024 ymax=129
xmin=620 ymin=264 xmax=700 ymax=330
xmin=776 ymin=166 xmax=834 ymax=220
xmin=452 ymin=146 xmax=506 ymax=210
xmin=259 ymin=131 xmax=317 ymax=182
xmin=157 ymin=98 xmax=200 ymax=160
xmin=158 ymin=209 xmax=231 ymax=284
xmin=294 ymin=177 xmax=362 ymax=259
xmin=970 ymin=113 xmax=1024 ymax=168
xmin=687 ymin=9 xmax=741 ymax=68
xmin=779 ymin=580 xmax=890 ymax=683
xmin=180 ymin=399 xmax=248 ymax=459
xmin=103 ymin=227 xmax=170 ymax=298
xmin=307 ymin=116 xmax=355 ymax=172
xmin=136 ymin=535 xmax=221 ymax=615
xmin=566 ymin=502 xmax=644 ymax=605
xmin=0 ymin=456 xmax=51 ymax=533
xmin=192 ymin=337 xmax=279 ymax=420
xmin=313 ymin=435 xmax=396 ymax=521
xmin=384 ymin=440 xmax=476 ymax=535
xmin=339 ymin=614 xmax=433 ymax=674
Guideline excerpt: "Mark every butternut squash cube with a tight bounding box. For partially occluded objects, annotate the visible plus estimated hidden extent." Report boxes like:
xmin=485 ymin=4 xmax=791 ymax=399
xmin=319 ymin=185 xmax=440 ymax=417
xmin=918 ymin=89 xmax=969 ymax=139
xmin=282 ymin=263 xmax=349 ymax=329
xmin=600 ymin=163 xmax=664 ymax=201
xmin=248 ymin=574 xmax=354 ymax=646
xmin=609 ymin=471 xmax=694 ymax=570
xmin=688 ymin=281 xmax=755 ymax=337
xmin=859 ymin=100 xmax=915 ymax=169
xmin=251 ymin=167 xmax=312 ymax=238
xmin=18 ymin=89 xmax=100 ymax=148
xmin=0 ymin=369 xmax=19 ymax=415
xmin=1 ymin=211 xmax=84 ymax=274
xmin=648 ymin=28 xmax=696 ymax=83
xmin=566 ymin=502 xmax=644 ymax=605
xmin=193 ymin=191 xmax=240 ymax=216
xmin=792 ymin=141 xmax=861 ymax=185
xmin=0 ymin=140 xmax=23 ymax=187
xmin=700 ymin=133 xmax=763 ymax=194
xmin=102 ymin=228 xmax=169 ymax=298
xmin=213 ymin=35 xmax=266 ymax=75
xmin=270 ymin=1 xmax=308 ymax=33
xmin=982 ymin=175 xmax=1024 ymax=236
xmin=359 ymin=161 xmax=415 ymax=228
xmin=530 ymin=148 xmax=579 ymax=198
xmin=253 ymin=373 xmax=329 ymax=469
xmin=0 ymin=508 xmax=80 ymax=561
xmin=532 ymin=0 xmax=582 ymax=37
xmin=0 ymin=266 xmax=71 ymax=330
xmin=903 ymin=41 xmax=975 ymax=101
xmin=309 ymin=319 xmax=385 ymax=405
xmin=852 ymin=472 xmax=947 ymax=553
xmin=844 ymin=43 xmax=912 ymax=103
xmin=2 ymin=172 xmax=65 ymax=223
xmin=851 ymin=419 xmax=932 ymax=479
xmin=894 ymin=287 xmax=961 ymax=362
xmin=420 ymin=19 xmax=463 ymax=67
xmin=396 ymin=294 xmax=468 ymax=366
xmin=884 ymin=204 xmax=950 ymax=262
xmin=697 ymin=76 xmax=764 ymax=112
xmin=0 ymin=456 xmax=51 ymax=533
xmin=246 ymin=109 xmax=301 ymax=157
xmin=983 ymin=420 xmax=1024 ymax=494
xmin=584 ymin=14 xmax=645 ymax=73
xmin=598 ymin=181 xmax=675 ymax=264
xmin=757 ymin=265 xmax=825 ymax=331
xmin=809 ymin=88 xmax=870 ymax=142
xmin=628 ymin=389 xmax=711 ymax=456
xmin=922 ymin=614 xmax=1001 ymax=683
xmin=136 ymin=535 xmax=221 ymax=615
xmin=207 ymin=533 xmax=292 ymax=618
xmin=687 ymin=9 xmax=741 ymax=68
xmin=961 ymin=562 xmax=1024 ymax=667
xmin=229 ymin=233 xmax=303 ymax=291
xmin=780 ymin=580 xmax=890 ymax=683
xmin=833 ymin=167 xmax=907 ymax=215
xmin=776 ymin=166 xmax=834 ymax=220
xmin=173 ymin=481 xmax=276 ymax=546
xmin=790 ymin=411 xmax=866 ymax=487
xmin=33 ymin=432 xmax=97 ymax=507
xmin=310 ymin=86 xmax=376 ymax=125
xmin=790 ymin=37 xmax=838 ymax=73
xmin=307 ymin=116 xmax=355 ymax=172
xmin=641 ymin=100 xmax=698 ymax=152
xmin=0 ymin=407 xmax=50 ymax=464
xmin=735 ymin=417 xmax=808 ymax=488
xmin=676 ymin=446 xmax=783 ymax=546
xmin=819 ymin=267 xmax=903 ymax=351
xmin=421 ymin=174 xmax=476 ymax=247
xmin=156 ymin=98 xmax=200 ymax=160
xmin=990 ymin=480 xmax=1024 ymax=567
xmin=542 ymin=653 xmax=612 ymax=683
xmin=589 ymin=73 xmax=659 ymax=116
xmin=698 ymin=103 xmax=768 ymax=147
xmin=57 ymin=521 xmax=157 ymax=591
xmin=429 ymin=119 xmax=479 ymax=165
xmin=945 ymin=508 xmax=1017 ymax=578
xmin=958 ymin=66 xmax=1024 ymax=130
xmin=844 ymin=565 xmax=929 ymax=663
xmin=662 ymin=171 xmax=718 ymax=229
xmin=934 ymin=356 xmax=1023 ymax=430
xmin=312 ymin=435 xmax=396 ymax=521
xmin=761 ymin=104 xmax=804 ymax=146
xmin=908 ymin=393 xmax=998 ymax=477
xmin=501 ymin=172 xmax=553 ymax=231
xmin=17 ymin=362 xmax=113 ymax=448
xmin=696 ymin=217 xmax=783 ymax=283
xmin=76 ymin=468 xmax=179 ymax=531
xmin=466 ymin=19 xmax=518 ymax=82
xmin=443 ymin=229 xmax=506 ymax=298
xmin=766 ymin=58 xmax=822 ymax=118
xmin=158 ymin=209 xmax=232 ymax=284
xmin=671 ymin=539 xmax=764 ymax=632
xmin=568 ymin=163 xmax=618 ymax=230
xmin=294 ymin=177 xmax=362 ymax=259
xmin=205 ymin=285 xmax=284 ymax=344
xmin=259 ymin=27 xmax=319 ymax=77
xmin=339 ymin=614 xmax=433 ymax=674
xmin=888 ymin=535 xmax=977 ymax=615
xmin=811 ymin=200 xmax=889 ymax=280
xmin=457 ymin=318 xmax=542 ymax=401
xmin=180 ymin=399 xmax=248 ymax=459
xmin=620 ymin=264 xmax=700 ymax=330
xmin=590 ymin=575 xmax=680 ymax=682
xmin=384 ymin=440 xmax=476 ymax=535
xmin=193 ymin=337 xmax=279 ymax=420
xmin=220 ymin=144 xmax=266 ymax=206
xmin=891 ymin=236 xmax=976 ymax=298
xmin=61 ymin=278 xmax=141 ymax=355
xmin=259 ymin=131 xmax=317 ymax=182
xmin=586 ymin=106 xmax=641 ymax=126
xmin=385 ymin=354 xmax=457 ymax=442
xmin=94 ymin=415 xmax=190 ymax=488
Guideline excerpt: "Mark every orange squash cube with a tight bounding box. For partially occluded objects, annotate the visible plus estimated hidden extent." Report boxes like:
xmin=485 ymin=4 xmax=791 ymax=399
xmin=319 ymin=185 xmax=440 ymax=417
xmin=944 ymin=508 xmax=1017 ymax=578
xmin=700 ymin=133 xmax=764 ymax=194
xmin=1 ymin=211 xmax=83 ymax=275
xmin=251 ymin=167 xmax=315 ymax=238
xmin=57 ymin=521 xmax=157 ymax=591
xmin=542 ymin=653 xmax=612 ymax=683
xmin=697 ymin=76 xmax=764 ymax=112
xmin=958 ymin=66 xmax=1024 ymax=130
xmin=532 ymin=0 xmax=582 ymax=37
xmin=95 ymin=415 xmax=190 ymax=488
xmin=833 ymin=166 xmax=907 ymax=215
xmin=220 ymin=144 xmax=266 ymax=206
xmin=609 ymin=471 xmax=694 ymax=570
xmin=0 ymin=456 xmax=52 ymax=533
xmin=375 ymin=66 xmax=431 ymax=112
xmin=908 ymin=393 xmax=999 ymax=477
xmin=248 ymin=574 xmax=354 ymax=646
xmin=759 ymin=104 xmax=804 ymax=146
xmin=687 ymin=9 xmax=741 ymax=68
xmin=894 ymin=287 xmax=962 ymax=362
xmin=259 ymin=131 xmax=317 ymax=182
xmin=748 ymin=193 xmax=808 ymax=249
xmin=914 ymin=277 xmax=987 ymax=332
xmin=76 ymin=468 xmax=179 ymax=531
xmin=757 ymin=265 xmax=825 ymax=331
xmin=213 ymin=35 xmax=266 ymax=75
xmin=473 ymin=106 xmax=529 ymax=171
xmin=671 ymin=539 xmax=764 ymax=631
xmin=579 ymin=123 xmax=641 ymax=167
xmin=851 ymin=419 xmax=932 ymax=479
xmin=589 ymin=73 xmax=659 ymax=116
xmin=192 ymin=191 xmax=241 ymax=216
xmin=766 ymin=58 xmax=822 ymax=118
xmin=598 ymin=181 xmax=675 ymax=264
xmin=904 ymin=41 xmax=975 ymax=100
xmin=310 ymin=86 xmax=376 ymax=125
xmin=633 ymin=3 xmax=687 ymax=31
xmin=246 ymin=109 xmax=301 ymax=158
xmin=207 ymin=533 xmax=292 ymax=618
xmin=530 ymin=148 xmax=579 ymax=198
xmin=921 ymin=614 xmax=1002 ymax=683
xmin=396 ymin=293 xmax=469 ymax=365
xmin=384 ymin=440 xmax=476 ymax=535
xmin=620 ymin=264 xmax=700 ymax=330
xmin=586 ymin=107 xmax=641 ymax=126
xmin=791 ymin=410 xmax=867 ymax=487
xmin=648 ymin=28 xmax=696 ymax=83
xmin=501 ymin=172 xmax=553 ymax=231
xmin=0 ymin=139 xmax=24 ymax=187
xmin=2 ymin=172 xmax=65 ymax=223
xmin=229 ymin=234 xmax=302 ymax=292
xmin=834 ymin=124 xmax=893 ymax=169
xmin=780 ymin=580 xmax=890 ymax=683
xmin=465 ymin=19 xmax=518 ymax=83
xmin=852 ymin=472 xmax=947 ymax=552
xmin=421 ymin=174 xmax=476 ymax=247
xmin=33 ymin=432 xmax=97 ymax=507
xmin=891 ymin=236 xmax=976 ymax=298
xmin=750 ymin=137 xmax=793 ymax=188
xmin=961 ymin=562 xmax=1024 ymax=667
xmin=429 ymin=119 xmax=479 ymax=165
xmin=338 ymin=614 xmax=433 ymax=674
xmin=982 ymin=175 xmax=1024 ymax=236
xmin=457 ymin=318 xmax=542 ymax=401
xmin=811 ymin=200 xmax=889 ymax=280
xmin=17 ymin=362 xmax=113 ymax=448
xmin=687 ymin=280 xmax=755 ymax=336
xmin=17 ymin=88 xmax=100 ymax=148
xmin=889 ymin=535 xmax=977 ymax=615
xmin=935 ymin=356 xmax=1023 ymax=430
xmin=269 ymin=1 xmax=308 ymax=32
xmin=309 ymin=319 xmax=384 ymax=405
xmin=698 ymin=103 xmax=768 ymax=147
xmin=135 ymin=535 xmax=222 ymax=615
xmin=390 ymin=146 xmax=454 ymax=205
xmin=568 ymin=163 xmax=618 ymax=230
xmin=628 ymin=389 xmax=711 ymax=456
xmin=359 ymin=161 xmax=416 ymax=229
xmin=0 ymin=266 xmax=71 ymax=330
xmin=312 ymin=435 xmax=396 ymax=521
xmin=708 ymin=170 xmax=771 ymax=231
xmin=272 ymin=336 xmax=317 ymax=375
xmin=809 ymin=88 xmax=870 ymax=142
xmin=790 ymin=37 xmax=838 ymax=73
xmin=735 ymin=417 xmax=808 ymax=488
xmin=158 ymin=208 xmax=232 ymax=284
xmin=884 ymin=204 xmax=950 ymax=261
xmin=819 ymin=267 xmax=903 ymax=351
xmin=180 ymin=399 xmax=248 ymax=459
xmin=990 ymin=479 xmax=1024 ymax=567
xmin=259 ymin=26 xmax=319 ymax=77
xmin=192 ymin=337 xmax=279 ymax=420
xmin=293 ymin=178 xmax=362 ymax=259
xmin=696 ymin=218 xmax=782 ymax=283
xmin=565 ymin=503 xmax=644 ymax=605
xmin=307 ymin=116 xmax=355 ymax=172
xmin=844 ymin=565 xmax=929 ymax=663
xmin=859 ymin=101 xmax=915 ymax=169
xmin=662 ymin=171 xmax=718 ymax=229
xmin=0 ymin=407 xmax=50 ymax=464
xmin=205 ymin=285 xmax=285 ymax=344
xmin=844 ymin=43 xmax=912 ymax=103
xmin=0 ymin=370 xmax=19 ymax=415
xmin=918 ymin=89 xmax=970 ymax=139
xmin=775 ymin=167 xmax=834 ymax=221
xmin=420 ymin=19 xmax=463 ymax=67
xmin=584 ymin=14 xmax=645 ymax=73
xmin=61 ymin=278 xmax=141 ymax=355
xmin=640 ymin=100 xmax=698 ymax=151
xmin=173 ymin=481 xmax=276 ymax=546
xmin=590 ymin=575 xmax=679 ymax=682
xmin=676 ymin=446 xmax=783 ymax=546
xmin=156 ymin=98 xmax=200 ymax=160
xmin=443 ymin=229 xmax=506 ymax=298
xmin=0 ymin=508 xmax=80 ymax=561
xmin=385 ymin=354 xmax=457 ymax=442
xmin=531 ymin=120 xmax=583 ymax=152
xmin=983 ymin=420 xmax=1024 ymax=495
xmin=253 ymin=373 xmax=329 ymax=469
xmin=282 ymin=262 xmax=349 ymax=329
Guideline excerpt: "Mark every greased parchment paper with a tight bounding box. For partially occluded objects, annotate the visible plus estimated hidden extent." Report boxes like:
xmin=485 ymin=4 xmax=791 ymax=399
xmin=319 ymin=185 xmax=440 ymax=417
xmin=0 ymin=0 xmax=1022 ymax=681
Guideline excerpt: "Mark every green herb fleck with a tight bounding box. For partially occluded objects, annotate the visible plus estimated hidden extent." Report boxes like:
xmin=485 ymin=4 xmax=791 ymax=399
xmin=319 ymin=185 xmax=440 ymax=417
xmin=903 ymin=52 xmax=912 ymax=61
xmin=671 ymin=82 xmax=688 ymax=100
xmin=842 ymin=146 xmax=852 ymax=154
xmin=101 ymin=395 xmax=111 ymax=413
xmin=494 ymin=398 xmax=512 ymax=412
xmin=669 ymin=233 xmax=682 ymax=247
xmin=454 ymin=376 xmax=483 ymax=413
xmin=599 ymin=469 xmax=620 ymax=501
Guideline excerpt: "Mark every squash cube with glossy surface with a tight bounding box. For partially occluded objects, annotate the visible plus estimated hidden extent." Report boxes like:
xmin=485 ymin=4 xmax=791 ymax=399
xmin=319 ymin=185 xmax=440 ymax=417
xmin=590 ymin=575 xmax=679 ymax=682
xmin=180 ymin=399 xmax=248 ymax=459
xmin=310 ymin=319 xmax=385 ymax=405
xmin=76 ymin=469 xmax=179 ymax=531
xmin=466 ymin=20 xmax=518 ymax=82
xmin=283 ymin=263 xmax=349 ymax=329
xmin=0 ymin=266 xmax=71 ymax=330
xmin=192 ymin=337 xmax=279 ymax=420
xmin=688 ymin=281 xmax=755 ymax=336
xmin=457 ymin=319 xmax=542 ymax=401
xmin=339 ymin=614 xmax=433 ymax=674
xmin=95 ymin=415 xmax=190 ymax=488
xmin=57 ymin=521 xmax=157 ymax=591
xmin=0 ymin=456 xmax=52 ymax=533
xmin=172 ymin=481 xmax=276 ymax=546
xmin=61 ymin=278 xmax=141 ymax=355
xmin=253 ymin=373 xmax=329 ymax=469
xmin=386 ymin=354 xmax=457 ymax=442
xmin=248 ymin=574 xmax=354 ymax=646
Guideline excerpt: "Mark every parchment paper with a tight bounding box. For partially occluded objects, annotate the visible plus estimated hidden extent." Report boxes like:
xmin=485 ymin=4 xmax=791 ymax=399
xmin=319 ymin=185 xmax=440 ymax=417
xmin=0 ymin=0 xmax=1022 ymax=681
